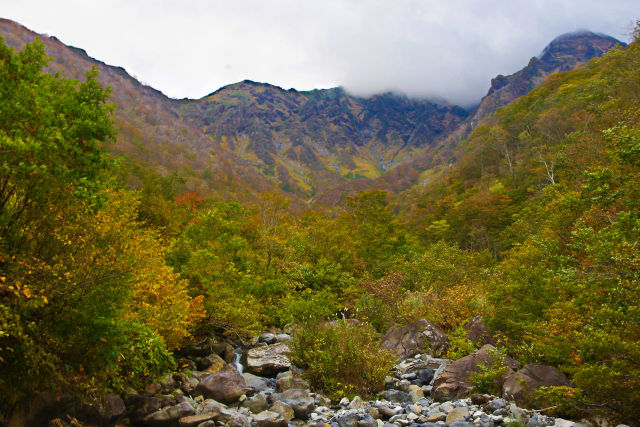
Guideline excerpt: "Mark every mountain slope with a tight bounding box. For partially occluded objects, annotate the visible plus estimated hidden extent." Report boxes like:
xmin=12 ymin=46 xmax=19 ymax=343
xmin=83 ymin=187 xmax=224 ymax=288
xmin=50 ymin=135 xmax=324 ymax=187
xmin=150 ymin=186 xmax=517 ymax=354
xmin=174 ymin=81 xmax=468 ymax=196
xmin=312 ymin=31 xmax=626 ymax=206
xmin=0 ymin=18 xmax=625 ymax=205
xmin=470 ymin=31 xmax=625 ymax=127
xmin=0 ymin=18 xmax=278 ymax=201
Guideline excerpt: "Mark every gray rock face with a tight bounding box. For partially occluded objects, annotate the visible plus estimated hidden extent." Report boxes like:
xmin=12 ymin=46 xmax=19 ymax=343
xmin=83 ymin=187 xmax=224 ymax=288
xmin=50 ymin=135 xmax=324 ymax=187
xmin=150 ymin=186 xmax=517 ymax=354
xmin=246 ymin=342 xmax=292 ymax=376
xmin=381 ymin=320 xmax=450 ymax=359
xmin=432 ymin=345 xmax=519 ymax=401
xmin=194 ymin=365 xmax=248 ymax=404
xmin=503 ymin=363 xmax=571 ymax=408
xmin=276 ymin=388 xmax=315 ymax=420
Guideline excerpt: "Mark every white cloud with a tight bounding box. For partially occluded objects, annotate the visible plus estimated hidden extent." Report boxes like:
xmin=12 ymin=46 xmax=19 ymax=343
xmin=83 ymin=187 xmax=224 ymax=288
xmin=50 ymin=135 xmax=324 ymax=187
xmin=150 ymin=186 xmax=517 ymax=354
xmin=0 ymin=0 xmax=636 ymax=105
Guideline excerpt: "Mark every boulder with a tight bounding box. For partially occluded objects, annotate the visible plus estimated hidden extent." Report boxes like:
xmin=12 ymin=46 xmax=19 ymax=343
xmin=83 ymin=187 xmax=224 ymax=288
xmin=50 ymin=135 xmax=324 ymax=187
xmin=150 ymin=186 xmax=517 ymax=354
xmin=349 ymin=396 xmax=365 ymax=410
xmin=216 ymin=409 xmax=251 ymax=427
xmin=143 ymin=401 xmax=195 ymax=427
xmin=241 ymin=391 xmax=268 ymax=414
xmin=178 ymin=412 xmax=219 ymax=427
xmin=380 ymin=320 xmax=449 ymax=359
xmin=195 ymin=365 xmax=248 ymax=404
xmin=253 ymin=410 xmax=288 ymax=427
xmin=198 ymin=353 xmax=226 ymax=373
xmin=276 ymin=370 xmax=309 ymax=392
xmin=259 ymin=333 xmax=278 ymax=344
xmin=269 ymin=400 xmax=295 ymax=421
xmin=463 ymin=316 xmax=496 ymax=347
xmin=383 ymin=389 xmax=412 ymax=403
xmin=503 ymin=363 xmax=571 ymax=408
xmin=275 ymin=333 xmax=292 ymax=343
xmin=76 ymin=394 xmax=126 ymax=426
xmin=127 ymin=395 xmax=161 ymax=424
xmin=336 ymin=412 xmax=359 ymax=427
xmin=211 ymin=342 xmax=236 ymax=364
xmin=432 ymin=344 xmax=519 ymax=401
xmin=276 ymin=388 xmax=315 ymax=420
xmin=242 ymin=372 xmax=271 ymax=393
xmin=358 ymin=415 xmax=378 ymax=427
xmin=246 ymin=342 xmax=291 ymax=376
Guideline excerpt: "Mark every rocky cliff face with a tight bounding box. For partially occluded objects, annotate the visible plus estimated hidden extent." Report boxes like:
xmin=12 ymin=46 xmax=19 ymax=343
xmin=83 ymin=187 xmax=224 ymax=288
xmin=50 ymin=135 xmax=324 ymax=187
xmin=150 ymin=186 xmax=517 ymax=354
xmin=469 ymin=31 xmax=625 ymax=127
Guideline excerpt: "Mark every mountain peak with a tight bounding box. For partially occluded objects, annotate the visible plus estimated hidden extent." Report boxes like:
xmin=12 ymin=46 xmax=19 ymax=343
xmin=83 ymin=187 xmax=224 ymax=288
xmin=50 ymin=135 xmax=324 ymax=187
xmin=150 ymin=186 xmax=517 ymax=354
xmin=539 ymin=30 xmax=626 ymax=63
xmin=468 ymin=30 xmax=624 ymax=128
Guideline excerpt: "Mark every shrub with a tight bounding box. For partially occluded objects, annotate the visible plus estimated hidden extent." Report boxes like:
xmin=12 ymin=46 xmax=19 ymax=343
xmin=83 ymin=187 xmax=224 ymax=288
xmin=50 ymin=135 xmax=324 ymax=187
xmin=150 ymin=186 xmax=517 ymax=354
xmin=469 ymin=346 xmax=510 ymax=395
xmin=445 ymin=325 xmax=478 ymax=360
xmin=273 ymin=289 xmax=338 ymax=326
xmin=289 ymin=321 xmax=395 ymax=401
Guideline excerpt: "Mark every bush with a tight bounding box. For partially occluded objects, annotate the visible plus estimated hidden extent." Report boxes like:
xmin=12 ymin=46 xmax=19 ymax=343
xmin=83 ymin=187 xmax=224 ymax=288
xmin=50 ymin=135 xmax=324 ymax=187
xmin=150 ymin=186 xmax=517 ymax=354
xmin=469 ymin=346 xmax=510 ymax=395
xmin=272 ymin=289 xmax=339 ymax=326
xmin=289 ymin=321 xmax=395 ymax=401
xmin=445 ymin=325 xmax=478 ymax=360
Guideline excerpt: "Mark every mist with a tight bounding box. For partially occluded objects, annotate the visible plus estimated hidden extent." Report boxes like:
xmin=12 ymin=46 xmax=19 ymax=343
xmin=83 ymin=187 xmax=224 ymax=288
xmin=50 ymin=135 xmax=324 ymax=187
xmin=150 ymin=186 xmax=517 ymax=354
xmin=0 ymin=0 xmax=636 ymax=106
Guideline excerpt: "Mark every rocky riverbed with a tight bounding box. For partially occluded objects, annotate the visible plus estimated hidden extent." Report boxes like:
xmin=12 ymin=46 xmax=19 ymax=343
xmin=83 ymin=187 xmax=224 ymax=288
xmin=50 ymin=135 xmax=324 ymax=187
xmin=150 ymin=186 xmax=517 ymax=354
xmin=6 ymin=321 xmax=629 ymax=427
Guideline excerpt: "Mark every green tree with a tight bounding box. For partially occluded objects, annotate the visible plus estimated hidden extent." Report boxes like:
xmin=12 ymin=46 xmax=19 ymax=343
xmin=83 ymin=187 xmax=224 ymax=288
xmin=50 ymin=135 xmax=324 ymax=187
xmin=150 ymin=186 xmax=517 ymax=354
xmin=0 ymin=38 xmax=201 ymax=415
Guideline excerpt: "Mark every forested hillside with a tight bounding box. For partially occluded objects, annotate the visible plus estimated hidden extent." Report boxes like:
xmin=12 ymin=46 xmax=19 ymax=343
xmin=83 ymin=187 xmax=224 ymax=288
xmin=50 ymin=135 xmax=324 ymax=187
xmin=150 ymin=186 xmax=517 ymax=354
xmin=0 ymin=19 xmax=622 ymax=206
xmin=0 ymin=18 xmax=638 ymax=427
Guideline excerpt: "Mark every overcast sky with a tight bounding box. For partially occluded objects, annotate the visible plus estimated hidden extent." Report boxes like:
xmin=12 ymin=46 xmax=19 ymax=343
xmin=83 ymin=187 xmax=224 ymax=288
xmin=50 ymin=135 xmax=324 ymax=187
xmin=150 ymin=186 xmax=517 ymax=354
xmin=1 ymin=1 xmax=636 ymax=106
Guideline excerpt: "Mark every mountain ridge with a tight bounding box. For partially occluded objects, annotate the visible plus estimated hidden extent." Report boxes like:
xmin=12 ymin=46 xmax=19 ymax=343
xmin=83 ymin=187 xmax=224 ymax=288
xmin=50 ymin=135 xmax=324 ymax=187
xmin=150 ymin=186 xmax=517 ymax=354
xmin=0 ymin=18 xmax=625 ymax=205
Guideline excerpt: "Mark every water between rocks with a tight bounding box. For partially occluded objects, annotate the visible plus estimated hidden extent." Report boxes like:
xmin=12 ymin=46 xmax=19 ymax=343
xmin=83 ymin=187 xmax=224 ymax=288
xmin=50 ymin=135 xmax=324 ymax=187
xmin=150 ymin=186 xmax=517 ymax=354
xmin=232 ymin=346 xmax=244 ymax=374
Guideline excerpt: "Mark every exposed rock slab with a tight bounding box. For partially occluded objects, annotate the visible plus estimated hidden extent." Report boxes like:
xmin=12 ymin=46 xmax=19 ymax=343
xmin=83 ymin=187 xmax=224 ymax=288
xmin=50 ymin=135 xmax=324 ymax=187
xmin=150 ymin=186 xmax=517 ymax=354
xmin=246 ymin=342 xmax=291 ymax=376
xmin=381 ymin=320 xmax=449 ymax=359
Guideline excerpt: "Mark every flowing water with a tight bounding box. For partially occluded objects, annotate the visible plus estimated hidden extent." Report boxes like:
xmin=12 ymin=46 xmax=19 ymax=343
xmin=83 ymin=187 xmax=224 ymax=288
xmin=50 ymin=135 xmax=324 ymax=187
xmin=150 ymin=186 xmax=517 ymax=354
xmin=232 ymin=347 xmax=244 ymax=374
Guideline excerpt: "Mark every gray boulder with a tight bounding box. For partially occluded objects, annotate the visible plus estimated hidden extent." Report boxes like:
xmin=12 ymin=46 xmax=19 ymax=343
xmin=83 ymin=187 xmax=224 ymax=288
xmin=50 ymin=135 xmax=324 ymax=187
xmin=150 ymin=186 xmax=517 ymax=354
xmin=380 ymin=319 xmax=449 ymax=359
xmin=242 ymin=372 xmax=270 ymax=393
xmin=276 ymin=388 xmax=315 ymax=420
xmin=241 ymin=391 xmax=268 ymax=414
xmin=246 ymin=342 xmax=292 ymax=376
